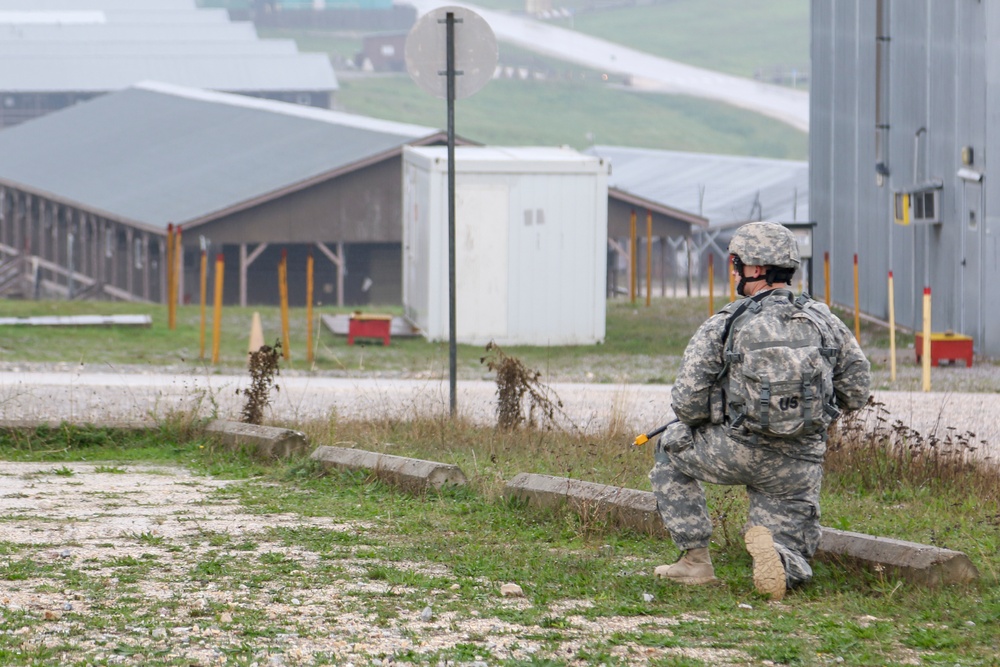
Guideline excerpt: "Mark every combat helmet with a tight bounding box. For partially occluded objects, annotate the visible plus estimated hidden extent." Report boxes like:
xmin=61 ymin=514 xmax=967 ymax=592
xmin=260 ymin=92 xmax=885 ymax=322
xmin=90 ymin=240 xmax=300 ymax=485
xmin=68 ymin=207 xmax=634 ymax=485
xmin=728 ymin=222 xmax=800 ymax=268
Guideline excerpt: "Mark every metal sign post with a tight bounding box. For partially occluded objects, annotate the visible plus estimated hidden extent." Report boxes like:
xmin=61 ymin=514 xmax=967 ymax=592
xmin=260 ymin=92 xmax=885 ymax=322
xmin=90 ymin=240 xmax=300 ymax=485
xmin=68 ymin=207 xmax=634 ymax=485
xmin=405 ymin=6 xmax=497 ymax=417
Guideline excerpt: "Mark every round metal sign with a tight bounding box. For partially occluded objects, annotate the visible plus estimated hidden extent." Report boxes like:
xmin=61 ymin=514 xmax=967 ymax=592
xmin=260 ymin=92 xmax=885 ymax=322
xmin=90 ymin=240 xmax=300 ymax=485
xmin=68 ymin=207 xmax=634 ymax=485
xmin=405 ymin=6 xmax=498 ymax=100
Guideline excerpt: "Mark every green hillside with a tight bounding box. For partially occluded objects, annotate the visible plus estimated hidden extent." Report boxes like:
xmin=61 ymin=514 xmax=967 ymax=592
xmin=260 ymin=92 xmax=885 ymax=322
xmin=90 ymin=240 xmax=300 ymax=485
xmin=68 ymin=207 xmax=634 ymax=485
xmin=337 ymin=74 xmax=807 ymax=157
xmin=199 ymin=0 xmax=809 ymax=158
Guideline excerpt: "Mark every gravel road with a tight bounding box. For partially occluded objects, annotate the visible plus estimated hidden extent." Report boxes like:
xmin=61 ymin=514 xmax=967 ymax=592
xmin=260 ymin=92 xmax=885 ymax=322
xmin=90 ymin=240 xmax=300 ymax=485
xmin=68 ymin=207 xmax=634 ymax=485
xmin=1 ymin=364 xmax=997 ymax=457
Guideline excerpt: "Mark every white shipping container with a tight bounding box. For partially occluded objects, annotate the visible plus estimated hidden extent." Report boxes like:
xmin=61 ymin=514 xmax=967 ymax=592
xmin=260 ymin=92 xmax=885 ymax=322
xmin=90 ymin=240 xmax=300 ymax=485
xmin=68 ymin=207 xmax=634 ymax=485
xmin=402 ymin=146 xmax=609 ymax=346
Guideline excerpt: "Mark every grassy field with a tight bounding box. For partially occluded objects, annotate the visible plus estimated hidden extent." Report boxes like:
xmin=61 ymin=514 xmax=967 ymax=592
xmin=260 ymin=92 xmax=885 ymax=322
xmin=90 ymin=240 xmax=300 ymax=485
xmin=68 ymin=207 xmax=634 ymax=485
xmin=0 ymin=296 xmax=903 ymax=385
xmin=0 ymin=398 xmax=998 ymax=665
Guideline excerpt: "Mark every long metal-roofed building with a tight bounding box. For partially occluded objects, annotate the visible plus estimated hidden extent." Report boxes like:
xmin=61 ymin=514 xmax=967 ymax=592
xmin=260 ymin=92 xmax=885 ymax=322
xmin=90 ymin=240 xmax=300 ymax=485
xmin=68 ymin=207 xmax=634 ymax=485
xmin=0 ymin=81 xmax=447 ymax=306
xmin=811 ymin=0 xmax=999 ymax=358
xmin=586 ymin=145 xmax=809 ymax=296
xmin=0 ymin=0 xmax=338 ymax=128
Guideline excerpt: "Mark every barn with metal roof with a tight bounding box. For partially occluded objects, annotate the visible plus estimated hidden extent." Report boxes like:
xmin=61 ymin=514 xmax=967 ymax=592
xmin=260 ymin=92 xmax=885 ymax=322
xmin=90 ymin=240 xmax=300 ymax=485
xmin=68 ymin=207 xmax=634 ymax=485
xmin=0 ymin=81 xmax=446 ymax=306
xmin=586 ymin=145 xmax=808 ymax=297
xmin=0 ymin=0 xmax=338 ymax=128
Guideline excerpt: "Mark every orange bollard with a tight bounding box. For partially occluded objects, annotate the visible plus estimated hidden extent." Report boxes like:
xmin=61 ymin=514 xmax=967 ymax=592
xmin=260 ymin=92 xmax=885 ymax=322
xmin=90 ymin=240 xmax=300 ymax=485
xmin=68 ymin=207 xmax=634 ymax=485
xmin=887 ymin=271 xmax=896 ymax=382
xmin=278 ymin=249 xmax=290 ymax=361
xmin=629 ymin=209 xmax=636 ymax=304
xmin=922 ymin=287 xmax=931 ymax=392
xmin=211 ymin=253 xmax=224 ymax=365
xmin=853 ymin=253 xmax=860 ymax=342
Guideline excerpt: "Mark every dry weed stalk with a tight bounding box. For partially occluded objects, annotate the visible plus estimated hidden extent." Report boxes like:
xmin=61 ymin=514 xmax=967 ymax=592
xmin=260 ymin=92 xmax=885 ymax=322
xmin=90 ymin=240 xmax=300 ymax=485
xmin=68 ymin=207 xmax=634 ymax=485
xmin=239 ymin=340 xmax=282 ymax=425
xmin=826 ymin=396 xmax=997 ymax=498
xmin=480 ymin=341 xmax=564 ymax=430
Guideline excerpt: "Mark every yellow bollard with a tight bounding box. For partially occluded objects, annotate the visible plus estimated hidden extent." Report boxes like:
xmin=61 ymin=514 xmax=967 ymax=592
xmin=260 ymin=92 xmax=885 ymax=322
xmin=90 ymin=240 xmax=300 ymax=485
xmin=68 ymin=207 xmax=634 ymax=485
xmin=824 ymin=251 xmax=830 ymax=306
xmin=199 ymin=250 xmax=207 ymax=360
xmin=645 ymin=210 xmax=652 ymax=307
xmin=853 ymin=253 xmax=861 ymax=342
xmin=922 ymin=287 xmax=931 ymax=392
xmin=306 ymin=253 xmax=315 ymax=364
xmin=629 ymin=209 xmax=636 ymax=304
xmin=166 ymin=224 xmax=175 ymax=330
xmin=278 ymin=249 xmax=290 ymax=361
xmin=887 ymin=271 xmax=896 ymax=383
xmin=211 ymin=253 xmax=224 ymax=365
xmin=707 ymin=253 xmax=714 ymax=316
xmin=174 ymin=225 xmax=183 ymax=327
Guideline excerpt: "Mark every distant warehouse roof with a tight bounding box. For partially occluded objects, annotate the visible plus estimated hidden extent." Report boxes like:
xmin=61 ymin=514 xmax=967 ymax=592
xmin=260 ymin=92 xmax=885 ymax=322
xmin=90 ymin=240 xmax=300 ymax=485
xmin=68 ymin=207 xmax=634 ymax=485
xmin=586 ymin=145 xmax=809 ymax=228
xmin=0 ymin=0 xmax=337 ymax=124
xmin=0 ymin=81 xmax=443 ymax=229
xmin=0 ymin=53 xmax=337 ymax=93
xmin=0 ymin=0 xmax=197 ymax=11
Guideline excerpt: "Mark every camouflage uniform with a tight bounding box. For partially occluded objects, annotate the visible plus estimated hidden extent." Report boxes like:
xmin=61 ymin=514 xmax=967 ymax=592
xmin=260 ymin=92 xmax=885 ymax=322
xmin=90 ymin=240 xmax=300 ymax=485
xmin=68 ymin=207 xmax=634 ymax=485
xmin=650 ymin=223 xmax=871 ymax=588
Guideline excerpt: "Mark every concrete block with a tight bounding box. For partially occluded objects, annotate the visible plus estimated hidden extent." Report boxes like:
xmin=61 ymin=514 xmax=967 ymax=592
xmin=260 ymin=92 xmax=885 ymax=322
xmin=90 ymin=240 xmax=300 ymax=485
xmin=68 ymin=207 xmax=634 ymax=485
xmin=309 ymin=445 xmax=467 ymax=493
xmin=205 ymin=420 xmax=308 ymax=459
xmin=503 ymin=472 xmax=666 ymax=537
xmin=503 ymin=473 xmax=979 ymax=586
xmin=816 ymin=527 xmax=980 ymax=587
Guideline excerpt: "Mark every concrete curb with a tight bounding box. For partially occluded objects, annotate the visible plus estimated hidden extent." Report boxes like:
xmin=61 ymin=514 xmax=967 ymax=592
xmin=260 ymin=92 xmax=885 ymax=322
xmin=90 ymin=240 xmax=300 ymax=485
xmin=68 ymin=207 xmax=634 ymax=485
xmin=503 ymin=472 xmax=667 ymax=537
xmin=816 ymin=528 xmax=980 ymax=587
xmin=309 ymin=445 xmax=467 ymax=493
xmin=503 ymin=472 xmax=979 ymax=587
xmin=205 ymin=420 xmax=309 ymax=459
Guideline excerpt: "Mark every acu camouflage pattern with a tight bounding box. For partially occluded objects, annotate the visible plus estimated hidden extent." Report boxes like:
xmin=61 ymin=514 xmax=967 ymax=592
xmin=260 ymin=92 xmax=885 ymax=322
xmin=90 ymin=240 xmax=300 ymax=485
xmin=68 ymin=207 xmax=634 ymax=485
xmin=650 ymin=286 xmax=871 ymax=588
xmin=650 ymin=421 xmax=822 ymax=588
xmin=728 ymin=221 xmax=801 ymax=268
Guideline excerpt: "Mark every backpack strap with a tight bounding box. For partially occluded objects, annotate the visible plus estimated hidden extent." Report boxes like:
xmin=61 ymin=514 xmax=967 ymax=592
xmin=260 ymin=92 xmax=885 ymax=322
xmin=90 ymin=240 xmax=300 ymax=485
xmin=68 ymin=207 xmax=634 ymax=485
xmin=715 ymin=290 xmax=773 ymax=383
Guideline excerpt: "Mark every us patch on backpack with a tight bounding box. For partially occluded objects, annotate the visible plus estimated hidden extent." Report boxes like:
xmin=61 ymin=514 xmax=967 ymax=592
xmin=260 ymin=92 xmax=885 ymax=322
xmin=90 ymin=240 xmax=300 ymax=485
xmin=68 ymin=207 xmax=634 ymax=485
xmin=722 ymin=292 xmax=841 ymax=439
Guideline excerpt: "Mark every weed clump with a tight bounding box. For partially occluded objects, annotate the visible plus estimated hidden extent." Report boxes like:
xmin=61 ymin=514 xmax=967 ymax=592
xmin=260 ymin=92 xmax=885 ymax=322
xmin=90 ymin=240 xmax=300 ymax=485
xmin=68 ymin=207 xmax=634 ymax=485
xmin=825 ymin=396 xmax=998 ymax=500
xmin=239 ymin=340 xmax=282 ymax=425
xmin=481 ymin=341 xmax=563 ymax=430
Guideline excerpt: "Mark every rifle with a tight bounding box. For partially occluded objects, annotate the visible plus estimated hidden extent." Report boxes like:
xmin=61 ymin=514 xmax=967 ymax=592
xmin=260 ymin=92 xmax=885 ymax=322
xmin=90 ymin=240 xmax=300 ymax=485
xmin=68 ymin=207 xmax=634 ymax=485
xmin=632 ymin=419 xmax=678 ymax=447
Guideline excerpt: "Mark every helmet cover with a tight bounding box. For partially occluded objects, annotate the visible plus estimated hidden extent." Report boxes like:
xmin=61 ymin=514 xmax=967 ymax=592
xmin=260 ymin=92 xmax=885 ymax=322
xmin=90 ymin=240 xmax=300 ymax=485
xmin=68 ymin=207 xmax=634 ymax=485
xmin=728 ymin=222 xmax=800 ymax=268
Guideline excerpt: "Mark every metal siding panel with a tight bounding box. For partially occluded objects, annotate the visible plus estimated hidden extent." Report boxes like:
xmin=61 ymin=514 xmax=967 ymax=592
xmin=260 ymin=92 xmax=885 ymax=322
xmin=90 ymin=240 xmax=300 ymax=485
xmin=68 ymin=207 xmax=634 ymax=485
xmin=828 ymin=2 xmax=857 ymax=307
xmin=854 ymin=12 xmax=886 ymax=320
xmin=984 ymin=2 xmax=1000 ymax=356
xmin=927 ymin=4 xmax=957 ymax=329
xmin=809 ymin=0 xmax=833 ymax=300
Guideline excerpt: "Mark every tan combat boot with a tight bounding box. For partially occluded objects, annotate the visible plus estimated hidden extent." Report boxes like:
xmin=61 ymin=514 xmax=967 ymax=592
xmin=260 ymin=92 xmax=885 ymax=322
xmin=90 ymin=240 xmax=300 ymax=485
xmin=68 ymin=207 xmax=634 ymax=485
xmin=654 ymin=547 xmax=716 ymax=585
xmin=745 ymin=526 xmax=786 ymax=601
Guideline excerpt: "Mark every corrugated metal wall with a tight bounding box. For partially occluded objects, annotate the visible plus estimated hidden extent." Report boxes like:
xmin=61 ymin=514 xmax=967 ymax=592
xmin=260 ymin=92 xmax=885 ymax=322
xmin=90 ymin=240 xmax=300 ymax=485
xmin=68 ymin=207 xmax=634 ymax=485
xmin=811 ymin=0 xmax=997 ymax=356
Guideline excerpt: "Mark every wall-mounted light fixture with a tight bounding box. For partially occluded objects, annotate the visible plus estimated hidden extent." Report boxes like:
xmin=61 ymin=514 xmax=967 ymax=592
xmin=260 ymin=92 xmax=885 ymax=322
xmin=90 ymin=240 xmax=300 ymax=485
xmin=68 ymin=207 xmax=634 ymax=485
xmin=961 ymin=145 xmax=974 ymax=166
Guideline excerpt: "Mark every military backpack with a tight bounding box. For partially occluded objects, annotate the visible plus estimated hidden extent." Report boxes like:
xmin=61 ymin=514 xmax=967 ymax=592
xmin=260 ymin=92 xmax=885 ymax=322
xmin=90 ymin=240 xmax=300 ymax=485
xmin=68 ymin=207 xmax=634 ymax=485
xmin=717 ymin=290 xmax=842 ymax=439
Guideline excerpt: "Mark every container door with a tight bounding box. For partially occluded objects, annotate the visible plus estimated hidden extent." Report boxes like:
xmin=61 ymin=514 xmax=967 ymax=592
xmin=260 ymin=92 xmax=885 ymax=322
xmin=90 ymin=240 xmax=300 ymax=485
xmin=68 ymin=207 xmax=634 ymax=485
xmin=456 ymin=184 xmax=509 ymax=342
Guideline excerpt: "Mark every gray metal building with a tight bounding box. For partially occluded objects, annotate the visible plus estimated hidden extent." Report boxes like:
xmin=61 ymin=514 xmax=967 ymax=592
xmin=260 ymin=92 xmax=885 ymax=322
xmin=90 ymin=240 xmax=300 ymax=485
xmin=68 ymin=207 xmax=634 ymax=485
xmin=0 ymin=81 xmax=446 ymax=306
xmin=0 ymin=0 xmax=338 ymax=127
xmin=811 ymin=0 xmax=998 ymax=357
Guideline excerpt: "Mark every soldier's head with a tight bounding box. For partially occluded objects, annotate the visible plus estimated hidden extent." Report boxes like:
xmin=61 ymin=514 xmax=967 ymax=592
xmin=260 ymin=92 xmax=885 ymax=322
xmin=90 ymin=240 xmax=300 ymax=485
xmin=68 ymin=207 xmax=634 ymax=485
xmin=728 ymin=222 xmax=800 ymax=296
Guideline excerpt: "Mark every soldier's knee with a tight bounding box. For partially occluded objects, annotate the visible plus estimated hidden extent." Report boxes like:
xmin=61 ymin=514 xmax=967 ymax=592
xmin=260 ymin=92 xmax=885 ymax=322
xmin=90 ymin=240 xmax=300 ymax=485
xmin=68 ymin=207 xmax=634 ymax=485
xmin=657 ymin=422 xmax=694 ymax=462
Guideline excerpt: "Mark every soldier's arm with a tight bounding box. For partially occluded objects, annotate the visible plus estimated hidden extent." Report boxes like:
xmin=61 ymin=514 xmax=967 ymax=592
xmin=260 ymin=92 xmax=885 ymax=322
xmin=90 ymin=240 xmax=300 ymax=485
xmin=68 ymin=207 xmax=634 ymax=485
xmin=671 ymin=314 xmax=728 ymax=426
xmin=829 ymin=318 xmax=872 ymax=411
